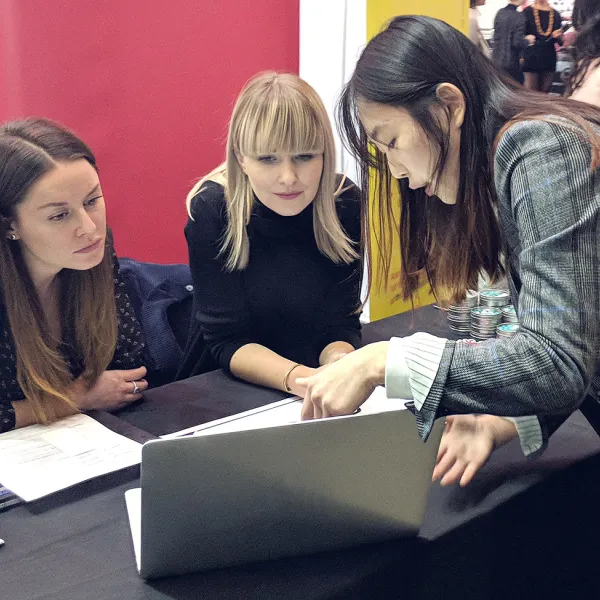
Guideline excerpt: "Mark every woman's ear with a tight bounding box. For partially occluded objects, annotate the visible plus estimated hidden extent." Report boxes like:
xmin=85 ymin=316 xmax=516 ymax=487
xmin=2 ymin=217 xmax=18 ymax=240
xmin=435 ymin=83 xmax=465 ymax=129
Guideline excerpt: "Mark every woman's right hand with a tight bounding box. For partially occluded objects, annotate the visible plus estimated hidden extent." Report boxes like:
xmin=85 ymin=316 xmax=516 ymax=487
xmin=287 ymin=365 xmax=318 ymax=398
xmin=526 ymin=34 xmax=536 ymax=45
xmin=71 ymin=366 xmax=148 ymax=412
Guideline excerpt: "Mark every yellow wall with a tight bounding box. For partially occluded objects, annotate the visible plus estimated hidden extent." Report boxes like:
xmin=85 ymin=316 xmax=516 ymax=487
xmin=365 ymin=1 xmax=468 ymax=321
xmin=367 ymin=1 xmax=468 ymax=38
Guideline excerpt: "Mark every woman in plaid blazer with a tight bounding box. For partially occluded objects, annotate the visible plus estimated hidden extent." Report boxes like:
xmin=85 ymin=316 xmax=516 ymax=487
xmin=297 ymin=15 xmax=600 ymax=486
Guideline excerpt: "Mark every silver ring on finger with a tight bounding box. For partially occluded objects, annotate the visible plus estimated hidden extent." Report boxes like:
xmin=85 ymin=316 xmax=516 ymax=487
xmin=131 ymin=380 xmax=140 ymax=394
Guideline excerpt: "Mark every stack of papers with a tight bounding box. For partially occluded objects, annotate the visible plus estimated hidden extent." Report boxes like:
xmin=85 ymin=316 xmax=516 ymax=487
xmin=162 ymin=386 xmax=407 ymax=439
xmin=0 ymin=485 xmax=20 ymax=510
xmin=0 ymin=414 xmax=142 ymax=501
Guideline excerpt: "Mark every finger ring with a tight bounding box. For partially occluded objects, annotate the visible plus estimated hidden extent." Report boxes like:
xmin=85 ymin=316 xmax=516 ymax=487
xmin=132 ymin=380 xmax=140 ymax=394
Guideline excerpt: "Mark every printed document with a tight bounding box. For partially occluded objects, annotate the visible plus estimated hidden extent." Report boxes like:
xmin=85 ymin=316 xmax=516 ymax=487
xmin=0 ymin=414 xmax=141 ymax=501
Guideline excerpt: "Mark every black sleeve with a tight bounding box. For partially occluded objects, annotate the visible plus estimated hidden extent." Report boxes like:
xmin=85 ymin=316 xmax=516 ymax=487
xmin=492 ymin=12 xmax=503 ymax=51
xmin=185 ymin=183 xmax=257 ymax=371
xmin=107 ymin=241 xmax=148 ymax=371
xmin=512 ymin=13 xmax=526 ymax=51
xmin=523 ymin=8 xmax=535 ymax=37
xmin=0 ymin=404 xmax=15 ymax=433
xmin=0 ymin=309 xmax=18 ymax=432
xmin=319 ymin=181 xmax=363 ymax=351
xmin=555 ymin=10 xmax=562 ymax=32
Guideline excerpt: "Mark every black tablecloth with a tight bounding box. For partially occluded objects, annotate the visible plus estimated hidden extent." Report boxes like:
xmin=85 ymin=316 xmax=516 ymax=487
xmin=2 ymin=306 xmax=600 ymax=599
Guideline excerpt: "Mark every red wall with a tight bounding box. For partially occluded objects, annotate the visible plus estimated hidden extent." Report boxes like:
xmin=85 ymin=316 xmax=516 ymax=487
xmin=0 ymin=1 xmax=299 ymax=263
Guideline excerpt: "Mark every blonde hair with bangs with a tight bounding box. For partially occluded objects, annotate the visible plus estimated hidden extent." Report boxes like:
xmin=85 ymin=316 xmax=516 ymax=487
xmin=186 ymin=71 xmax=358 ymax=270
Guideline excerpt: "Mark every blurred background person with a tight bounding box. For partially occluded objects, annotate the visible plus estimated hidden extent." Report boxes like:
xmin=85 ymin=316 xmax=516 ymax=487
xmin=470 ymin=0 xmax=492 ymax=55
xmin=492 ymin=0 xmax=527 ymax=83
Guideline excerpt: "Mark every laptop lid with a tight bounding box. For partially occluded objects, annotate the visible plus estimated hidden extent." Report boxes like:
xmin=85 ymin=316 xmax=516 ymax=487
xmin=129 ymin=406 xmax=443 ymax=579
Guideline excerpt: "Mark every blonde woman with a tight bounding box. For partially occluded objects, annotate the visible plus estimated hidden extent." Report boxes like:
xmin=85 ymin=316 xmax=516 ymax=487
xmin=0 ymin=118 xmax=148 ymax=432
xmin=177 ymin=72 xmax=362 ymax=396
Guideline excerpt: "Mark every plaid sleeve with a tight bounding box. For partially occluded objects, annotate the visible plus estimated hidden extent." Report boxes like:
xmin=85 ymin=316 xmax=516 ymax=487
xmin=414 ymin=119 xmax=600 ymax=449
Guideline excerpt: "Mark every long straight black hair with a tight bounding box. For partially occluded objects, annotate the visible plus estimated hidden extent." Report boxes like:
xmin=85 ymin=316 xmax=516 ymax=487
xmin=338 ymin=15 xmax=600 ymax=303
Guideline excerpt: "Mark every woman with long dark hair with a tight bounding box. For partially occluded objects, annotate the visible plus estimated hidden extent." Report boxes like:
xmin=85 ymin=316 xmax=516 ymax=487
xmin=0 ymin=118 xmax=147 ymax=432
xmin=297 ymin=16 xmax=600 ymax=486
xmin=428 ymin=0 xmax=600 ymax=486
xmin=431 ymin=0 xmax=600 ymax=486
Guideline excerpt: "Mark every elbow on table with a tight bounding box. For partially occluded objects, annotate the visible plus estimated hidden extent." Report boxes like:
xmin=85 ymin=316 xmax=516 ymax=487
xmin=196 ymin=336 xmax=236 ymax=374
xmin=217 ymin=340 xmax=255 ymax=374
xmin=209 ymin=344 xmax=233 ymax=373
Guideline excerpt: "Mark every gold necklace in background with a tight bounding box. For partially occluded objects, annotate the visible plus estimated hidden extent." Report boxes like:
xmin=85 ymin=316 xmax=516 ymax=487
xmin=533 ymin=5 xmax=554 ymax=37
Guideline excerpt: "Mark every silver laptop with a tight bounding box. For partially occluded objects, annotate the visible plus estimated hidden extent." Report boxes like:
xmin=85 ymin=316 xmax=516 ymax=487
xmin=125 ymin=401 xmax=443 ymax=579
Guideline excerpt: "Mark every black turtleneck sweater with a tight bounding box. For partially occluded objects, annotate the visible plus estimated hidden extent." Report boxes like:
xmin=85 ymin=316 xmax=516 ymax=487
xmin=181 ymin=180 xmax=362 ymax=375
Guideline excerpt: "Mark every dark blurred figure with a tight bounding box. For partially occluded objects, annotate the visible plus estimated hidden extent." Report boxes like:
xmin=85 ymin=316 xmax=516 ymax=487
xmin=469 ymin=0 xmax=490 ymax=56
xmin=492 ymin=0 xmax=527 ymax=83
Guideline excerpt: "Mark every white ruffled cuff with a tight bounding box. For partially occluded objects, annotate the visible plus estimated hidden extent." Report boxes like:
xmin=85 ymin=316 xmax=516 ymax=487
xmin=385 ymin=333 xmax=448 ymax=409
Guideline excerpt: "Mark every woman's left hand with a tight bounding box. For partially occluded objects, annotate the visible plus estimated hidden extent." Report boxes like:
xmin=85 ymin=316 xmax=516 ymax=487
xmin=298 ymin=342 xmax=388 ymax=420
xmin=432 ymin=414 xmax=518 ymax=487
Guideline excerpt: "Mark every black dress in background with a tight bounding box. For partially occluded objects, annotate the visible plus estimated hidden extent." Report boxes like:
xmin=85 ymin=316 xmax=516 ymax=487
xmin=522 ymin=5 xmax=562 ymax=73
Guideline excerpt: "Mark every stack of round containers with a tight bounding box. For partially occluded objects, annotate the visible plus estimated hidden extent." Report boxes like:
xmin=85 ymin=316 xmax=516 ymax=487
xmin=446 ymin=291 xmax=478 ymax=335
xmin=446 ymin=289 xmax=521 ymax=340
xmin=479 ymin=289 xmax=510 ymax=309
xmin=470 ymin=306 xmax=503 ymax=340
xmin=496 ymin=323 xmax=520 ymax=338
xmin=470 ymin=289 xmax=510 ymax=340
xmin=501 ymin=305 xmax=519 ymax=324
xmin=497 ymin=304 xmax=520 ymax=338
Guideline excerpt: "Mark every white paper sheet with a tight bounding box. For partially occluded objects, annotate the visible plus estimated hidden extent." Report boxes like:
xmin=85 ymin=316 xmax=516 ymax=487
xmin=124 ymin=487 xmax=142 ymax=572
xmin=0 ymin=414 xmax=142 ymax=501
xmin=162 ymin=386 xmax=408 ymax=440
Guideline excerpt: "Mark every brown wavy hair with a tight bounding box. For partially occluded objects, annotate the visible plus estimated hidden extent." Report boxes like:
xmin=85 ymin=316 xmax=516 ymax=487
xmin=338 ymin=15 xmax=600 ymax=304
xmin=0 ymin=118 xmax=117 ymax=422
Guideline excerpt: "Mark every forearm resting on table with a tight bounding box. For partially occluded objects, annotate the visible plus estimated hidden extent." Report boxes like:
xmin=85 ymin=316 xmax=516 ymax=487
xmin=229 ymin=343 xmax=314 ymax=397
xmin=319 ymin=341 xmax=355 ymax=366
xmin=11 ymin=376 xmax=100 ymax=429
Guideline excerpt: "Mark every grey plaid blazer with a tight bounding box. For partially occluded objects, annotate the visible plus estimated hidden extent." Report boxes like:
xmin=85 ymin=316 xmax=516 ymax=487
xmin=417 ymin=118 xmax=600 ymax=453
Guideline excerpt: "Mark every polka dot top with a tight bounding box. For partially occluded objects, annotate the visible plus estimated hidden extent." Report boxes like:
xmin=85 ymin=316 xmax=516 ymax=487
xmin=0 ymin=243 xmax=146 ymax=433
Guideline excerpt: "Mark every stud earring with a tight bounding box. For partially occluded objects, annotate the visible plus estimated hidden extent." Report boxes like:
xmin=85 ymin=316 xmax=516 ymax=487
xmin=10 ymin=234 xmax=16 ymax=240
